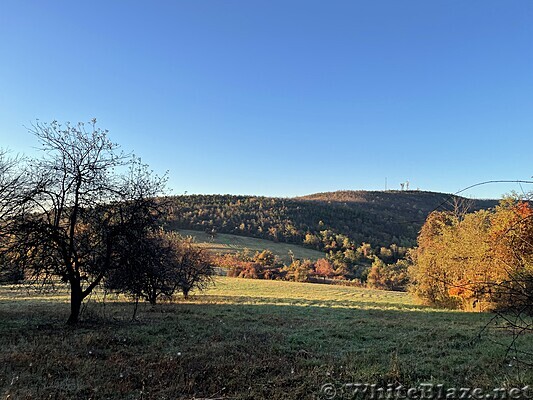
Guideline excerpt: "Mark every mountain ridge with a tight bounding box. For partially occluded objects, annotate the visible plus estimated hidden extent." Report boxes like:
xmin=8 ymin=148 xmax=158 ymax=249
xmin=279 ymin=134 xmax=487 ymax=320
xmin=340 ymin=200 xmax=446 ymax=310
xmin=296 ymin=189 xmax=498 ymax=203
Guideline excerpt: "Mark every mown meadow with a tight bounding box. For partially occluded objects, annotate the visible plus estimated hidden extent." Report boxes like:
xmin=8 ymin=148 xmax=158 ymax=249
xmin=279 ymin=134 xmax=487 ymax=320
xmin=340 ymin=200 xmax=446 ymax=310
xmin=1 ymin=277 xmax=531 ymax=399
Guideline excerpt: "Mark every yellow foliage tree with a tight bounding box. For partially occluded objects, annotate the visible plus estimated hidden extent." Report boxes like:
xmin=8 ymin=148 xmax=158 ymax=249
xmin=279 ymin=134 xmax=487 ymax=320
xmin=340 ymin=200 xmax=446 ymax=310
xmin=410 ymin=199 xmax=533 ymax=311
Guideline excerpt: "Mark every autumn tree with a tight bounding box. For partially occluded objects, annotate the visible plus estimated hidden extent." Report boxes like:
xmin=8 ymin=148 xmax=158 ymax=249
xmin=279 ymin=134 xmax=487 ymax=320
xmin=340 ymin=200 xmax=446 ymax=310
xmin=5 ymin=120 xmax=167 ymax=324
xmin=410 ymin=199 xmax=533 ymax=311
xmin=253 ymin=249 xmax=276 ymax=266
xmin=315 ymin=258 xmax=334 ymax=281
xmin=410 ymin=196 xmax=533 ymax=367
xmin=367 ymin=257 xmax=387 ymax=289
xmin=358 ymin=242 xmax=373 ymax=259
xmin=486 ymin=199 xmax=533 ymax=311
xmin=367 ymin=257 xmax=409 ymax=291
xmin=408 ymin=211 xmax=460 ymax=307
xmin=284 ymin=259 xmax=313 ymax=282
xmin=303 ymin=233 xmax=320 ymax=249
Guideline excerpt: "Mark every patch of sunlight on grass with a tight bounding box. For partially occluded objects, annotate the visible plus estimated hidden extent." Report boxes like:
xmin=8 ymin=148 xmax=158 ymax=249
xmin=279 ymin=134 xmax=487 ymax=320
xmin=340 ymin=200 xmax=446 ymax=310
xmin=176 ymin=229 xmax=325 ymax=262
xmin=0 ymin=277 xmax=463 ymax=315
xmin=192 ymin=277 xmax=448 ymax=313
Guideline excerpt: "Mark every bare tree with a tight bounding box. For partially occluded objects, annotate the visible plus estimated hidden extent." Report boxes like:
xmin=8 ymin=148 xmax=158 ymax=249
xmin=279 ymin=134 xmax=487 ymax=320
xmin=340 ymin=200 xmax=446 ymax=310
xmin=6 ymin=120 xmax=167 ymax=324
xmin=451 ymin=195 xmax=474 ymax=221
xmin=0 ymin=150 xmax=30 ymax=225
xmin=106 ymin=231 xmax=214 ymax=306
xmin=0 ymin=150 xmax=28 ymax=282
xmin=173 ymin=235 xmax=214 ymax=299
xmin=105 ymin=230 xmax=179 ymax=307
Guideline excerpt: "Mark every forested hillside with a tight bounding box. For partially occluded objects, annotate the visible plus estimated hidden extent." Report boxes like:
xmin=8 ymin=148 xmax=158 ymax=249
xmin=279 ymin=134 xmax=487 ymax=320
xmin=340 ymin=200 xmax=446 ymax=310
xmin=166 ymin=191 xmax=497 ymax=249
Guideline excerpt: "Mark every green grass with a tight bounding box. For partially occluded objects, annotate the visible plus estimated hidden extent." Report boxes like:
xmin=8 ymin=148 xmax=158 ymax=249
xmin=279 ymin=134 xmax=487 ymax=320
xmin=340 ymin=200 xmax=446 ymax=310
xmin=176 ymin=229 xmax=325 ymax=262
xmin=1 ymin=278 xmax=531 ymax=399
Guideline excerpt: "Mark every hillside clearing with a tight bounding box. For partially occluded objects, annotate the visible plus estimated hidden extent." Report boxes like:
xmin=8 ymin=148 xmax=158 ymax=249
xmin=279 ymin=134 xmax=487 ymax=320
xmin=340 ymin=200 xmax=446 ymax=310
xmin=175 ymin=229 xmax=325 ymax=262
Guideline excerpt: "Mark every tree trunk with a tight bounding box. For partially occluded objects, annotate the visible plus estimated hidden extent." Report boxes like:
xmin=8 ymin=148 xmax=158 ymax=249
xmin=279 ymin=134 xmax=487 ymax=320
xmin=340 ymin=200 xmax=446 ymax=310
xmin=132 ymin=296 xmax=140 ymax=320
xmin=67 ymin=280 xmax=83 ymax=325
xmin=149 ymin=288 xmax=157 ymax=305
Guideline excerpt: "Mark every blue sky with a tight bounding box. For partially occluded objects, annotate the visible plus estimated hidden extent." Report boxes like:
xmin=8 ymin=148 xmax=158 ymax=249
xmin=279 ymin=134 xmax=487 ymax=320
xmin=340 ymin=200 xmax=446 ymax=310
xmin=1 ymin=1 xmax=532 ymax=199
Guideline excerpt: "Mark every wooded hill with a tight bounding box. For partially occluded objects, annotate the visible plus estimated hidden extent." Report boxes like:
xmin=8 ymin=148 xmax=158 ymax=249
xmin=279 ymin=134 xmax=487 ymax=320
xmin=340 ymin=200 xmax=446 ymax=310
xmin=166 ymin=190 xmax=497 ymax=250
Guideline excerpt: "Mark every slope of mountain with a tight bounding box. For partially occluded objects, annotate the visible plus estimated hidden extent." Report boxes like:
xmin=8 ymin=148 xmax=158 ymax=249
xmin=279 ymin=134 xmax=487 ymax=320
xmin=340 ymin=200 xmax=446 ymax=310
xmin=166 ymin=191 xmax=498 ymax=249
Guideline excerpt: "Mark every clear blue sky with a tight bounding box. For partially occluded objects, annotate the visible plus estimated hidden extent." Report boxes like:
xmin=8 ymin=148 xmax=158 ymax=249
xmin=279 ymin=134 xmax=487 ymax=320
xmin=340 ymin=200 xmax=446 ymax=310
xmin=1 ymin=1 xmax=532 ymax=199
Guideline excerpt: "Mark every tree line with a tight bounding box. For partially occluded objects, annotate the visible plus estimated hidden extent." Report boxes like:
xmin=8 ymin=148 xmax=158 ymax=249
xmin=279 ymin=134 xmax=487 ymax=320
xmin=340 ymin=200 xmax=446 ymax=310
xmin=211 ymin=248 xmax=410 ymax=291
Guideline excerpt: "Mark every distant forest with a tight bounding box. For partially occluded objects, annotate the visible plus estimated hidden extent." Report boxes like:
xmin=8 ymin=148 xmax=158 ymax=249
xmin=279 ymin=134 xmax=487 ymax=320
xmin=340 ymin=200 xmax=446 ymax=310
xmin=166 ymin=191 xmax=497 ymax=252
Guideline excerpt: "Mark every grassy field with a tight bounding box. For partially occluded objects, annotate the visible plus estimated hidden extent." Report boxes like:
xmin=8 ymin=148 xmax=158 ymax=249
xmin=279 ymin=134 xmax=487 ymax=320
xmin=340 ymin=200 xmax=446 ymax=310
xmin=1 ymin=278 xmax=531 ymax=399
xmin=176 ymin=229 xmax=325 ymax=262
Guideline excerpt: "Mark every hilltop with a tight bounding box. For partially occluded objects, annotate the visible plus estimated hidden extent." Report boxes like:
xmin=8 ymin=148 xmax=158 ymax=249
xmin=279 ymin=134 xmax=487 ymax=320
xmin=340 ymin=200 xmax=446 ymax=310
xmin=166 ymin=190 xmax=498 ymax=249
xmin=297 ymin=189 xmax=497 ymax=207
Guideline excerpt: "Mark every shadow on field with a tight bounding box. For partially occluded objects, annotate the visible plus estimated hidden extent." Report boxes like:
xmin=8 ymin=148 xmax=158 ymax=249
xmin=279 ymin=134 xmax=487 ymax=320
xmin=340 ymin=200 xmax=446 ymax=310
xmin=1 ymin=292 xmax=531 ymax=400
